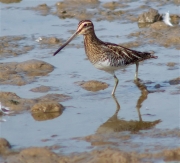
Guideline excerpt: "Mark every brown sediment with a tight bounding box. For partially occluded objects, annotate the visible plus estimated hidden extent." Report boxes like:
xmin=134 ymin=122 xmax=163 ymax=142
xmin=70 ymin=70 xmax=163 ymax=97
xmin=0 ymin=91 xmax=71 ymax=112
xmin=0 ymin=60 xmax=54 ymax=86
xmin=76 ymin=80 xmax=109 ymax=92
xmin=0 ymin=36 xmax=34 ymax=58
xmin=30 ymin=85 xmax=59 ymax=93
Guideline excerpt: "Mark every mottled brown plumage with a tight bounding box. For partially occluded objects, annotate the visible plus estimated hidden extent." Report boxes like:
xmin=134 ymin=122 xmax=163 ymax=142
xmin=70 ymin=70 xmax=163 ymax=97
xmin=53 ymin=20 xmax=158 ymax=95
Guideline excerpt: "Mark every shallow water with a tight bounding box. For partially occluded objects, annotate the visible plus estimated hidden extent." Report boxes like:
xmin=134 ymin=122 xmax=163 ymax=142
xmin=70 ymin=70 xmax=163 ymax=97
xmin=0 ymin=0 xmax=179 ymax=161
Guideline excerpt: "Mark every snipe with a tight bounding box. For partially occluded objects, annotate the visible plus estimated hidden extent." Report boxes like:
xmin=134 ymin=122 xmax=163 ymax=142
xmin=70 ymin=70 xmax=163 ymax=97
xmin=53 ymin=20 xmax=158 ymax=95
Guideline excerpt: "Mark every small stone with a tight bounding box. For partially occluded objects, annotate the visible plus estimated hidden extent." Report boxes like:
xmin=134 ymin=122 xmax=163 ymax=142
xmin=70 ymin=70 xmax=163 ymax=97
xmin=30 ymin=86 xmax=51 ymax=93
xmin=48 ymin=37 xmax=60 ymax=44
xmin=79 ymin=80 xmax=109 ymax=92
xmin=169 ymin=77 xmax=180 ymax=85
xmin=31 ymin=102 xmax=64 ymax=113
xmin=154 ymin=84 xmax=161 ymax=88
xmin=138 ymin=8 xmax=162 ymax=23
xmin=40 ymin=37 xmax=60 ymax=44
xmin=167 ymin=62 xmax=177 ymax=67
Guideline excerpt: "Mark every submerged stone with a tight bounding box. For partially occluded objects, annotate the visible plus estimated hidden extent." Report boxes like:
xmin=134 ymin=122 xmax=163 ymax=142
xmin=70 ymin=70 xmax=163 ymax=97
xmin=78 ymin=80 xmax=109 ymax=92
xmin=138 ymin=8 xmax=162 ymax=23
xmin=31 ymin=102 xmax=64 ymax=113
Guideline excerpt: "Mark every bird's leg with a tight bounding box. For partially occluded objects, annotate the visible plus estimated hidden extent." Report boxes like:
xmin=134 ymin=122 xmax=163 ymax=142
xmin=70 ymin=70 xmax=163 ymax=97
xmin=135 ymin=62 xmax=139 ymax=81
xmin=112 ymin=74 xmax=119 ymax=95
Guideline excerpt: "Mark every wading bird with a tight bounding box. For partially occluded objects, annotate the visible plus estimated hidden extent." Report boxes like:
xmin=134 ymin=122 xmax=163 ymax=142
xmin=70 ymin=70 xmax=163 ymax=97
xmin=53 ymin=20 xmax=157 ymax=95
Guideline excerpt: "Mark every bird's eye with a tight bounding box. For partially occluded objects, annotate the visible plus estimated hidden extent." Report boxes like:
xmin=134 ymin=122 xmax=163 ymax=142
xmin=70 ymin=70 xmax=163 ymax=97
xmin=84 ymin=24 xmax=87 ymax=27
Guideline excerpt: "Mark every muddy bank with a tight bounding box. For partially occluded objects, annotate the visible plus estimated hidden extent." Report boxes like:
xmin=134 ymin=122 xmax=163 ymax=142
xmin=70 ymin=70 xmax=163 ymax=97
xmin=28 ymin=1 xmax=180 ymax=23
xmin=1 ymin=136 xmax=180 ymax=163
xmin=0 ymin=91 xmax=70 ymax=113
xmin=129 ymin=23 xmax=180 ymax=49
xmin=30 ymin=85 xmax=59 ymax=93
xmin=0 ymin=91 xmax=71 ymax=121
xmin=29 ymin=0 xmax=129 ymax=21
xmin=0 ymin=59 xmax=54 ymax=86
xmin=0 ymin=36 xmax=33 ymax=58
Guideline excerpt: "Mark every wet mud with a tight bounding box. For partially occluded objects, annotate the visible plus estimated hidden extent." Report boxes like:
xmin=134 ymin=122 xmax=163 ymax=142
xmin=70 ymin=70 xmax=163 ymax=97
xmin=1 ymin=136 xmax=180 ymax=163
xmin=76 ymin=80 xmax=109 ymax=92
xmin=0 ymin=59 xmax=54 ymax=85
xmin=0 ymin=91 xmax=70 ymax=112
xmin=0 ymin=36 xmax=34 ymax=58
xmin=0 ymin=0 xmax=180 ymax=163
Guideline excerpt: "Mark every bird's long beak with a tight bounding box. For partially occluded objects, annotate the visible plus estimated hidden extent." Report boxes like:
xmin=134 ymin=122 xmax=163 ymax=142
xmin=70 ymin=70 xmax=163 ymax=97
xmin=53 ymin=30 xmax=79 ymax=56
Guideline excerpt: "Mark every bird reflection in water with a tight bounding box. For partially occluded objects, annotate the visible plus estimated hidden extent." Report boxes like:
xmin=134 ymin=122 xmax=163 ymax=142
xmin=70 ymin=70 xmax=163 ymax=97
xmin=96 ymin=80 xmax=161 ymax=134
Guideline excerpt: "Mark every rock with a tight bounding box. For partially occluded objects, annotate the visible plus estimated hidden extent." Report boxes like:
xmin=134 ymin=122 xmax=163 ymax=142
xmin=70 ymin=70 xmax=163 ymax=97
xmin=40 ymin=37 xmax=60 ymax=44
xmin=31 ymin=102 xmax=64 ymax=113
xmin=0 ymin=92 xmax=34 ymax=111
xmin=30 ymin=86 xmax=51 ymax=93
xmin=31 ymin=102 xmax=64 ymax=121
xmin=154 ymin=84 xmax=161 ymax=88
xmin=0 ymin=138 xmax=11 ymax=154
xmin=0 ymin=92 xmax=21 ymax=100
xmin=169 ymin=77 xmax=180 ymax=85
xmin=29 ymin=4 xmax=50 ymax=16
xmin=48 ymin=37 xmax=60 ymax=44
xmin=0 ymin=91 xmax=71 ymax=112
xmin=16 ymin=59 xmax=54 ymax=75
xmin=78 ymin=80 xmax=109 ymax=92
xmin=170 ymin=14 xmax=180 ymax=25
xmin=167 ymin=62 xmax=177 ymax=67
xmin=138 ymin=8 xmax=161 ymax=23
xmin=18 ymin=147 xmax=60 ymax=163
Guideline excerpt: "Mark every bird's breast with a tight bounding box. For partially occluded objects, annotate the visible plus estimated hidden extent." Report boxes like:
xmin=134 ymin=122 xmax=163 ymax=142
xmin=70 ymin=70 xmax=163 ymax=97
xmin=93 ymin=59 xmax=127 ymax=74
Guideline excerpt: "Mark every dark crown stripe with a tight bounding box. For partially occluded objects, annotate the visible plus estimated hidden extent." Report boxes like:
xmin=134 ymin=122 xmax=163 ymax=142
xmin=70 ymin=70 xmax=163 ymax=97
xmin=78 ymin=20 xmax=92 ymax=27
